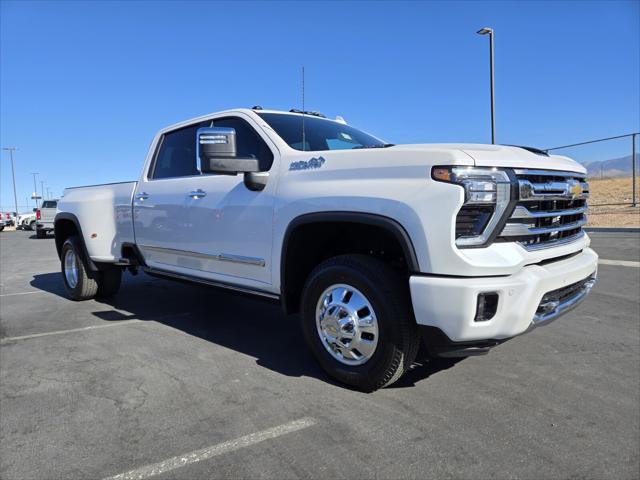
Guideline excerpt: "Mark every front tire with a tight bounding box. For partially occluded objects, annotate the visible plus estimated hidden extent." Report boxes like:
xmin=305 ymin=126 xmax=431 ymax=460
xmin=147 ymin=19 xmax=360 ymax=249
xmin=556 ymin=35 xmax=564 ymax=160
xmin=301 ymin=255 xmax=419 ymax=392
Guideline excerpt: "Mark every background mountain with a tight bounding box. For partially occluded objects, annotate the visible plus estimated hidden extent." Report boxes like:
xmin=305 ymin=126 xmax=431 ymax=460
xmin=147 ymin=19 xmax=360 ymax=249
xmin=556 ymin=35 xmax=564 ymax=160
xmin=579 ymin=154 xmax=640 ymax=179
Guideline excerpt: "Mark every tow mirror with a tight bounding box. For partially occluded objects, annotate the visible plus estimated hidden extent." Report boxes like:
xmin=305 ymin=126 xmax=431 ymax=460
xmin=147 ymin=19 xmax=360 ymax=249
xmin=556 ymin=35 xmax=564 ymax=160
xmin=197 ymin=127 xmax=259 ymax=174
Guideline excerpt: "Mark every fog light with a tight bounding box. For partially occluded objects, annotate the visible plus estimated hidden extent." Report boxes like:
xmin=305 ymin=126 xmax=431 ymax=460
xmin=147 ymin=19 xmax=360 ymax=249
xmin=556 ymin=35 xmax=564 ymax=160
xmin=475 ymin=292 xmax=499 ymax=322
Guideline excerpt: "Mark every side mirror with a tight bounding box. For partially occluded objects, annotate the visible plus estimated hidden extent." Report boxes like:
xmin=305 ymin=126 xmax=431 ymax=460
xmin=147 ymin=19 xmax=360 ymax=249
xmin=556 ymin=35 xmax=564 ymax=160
xmin=197 ymin=127 xmax=260 ymax=174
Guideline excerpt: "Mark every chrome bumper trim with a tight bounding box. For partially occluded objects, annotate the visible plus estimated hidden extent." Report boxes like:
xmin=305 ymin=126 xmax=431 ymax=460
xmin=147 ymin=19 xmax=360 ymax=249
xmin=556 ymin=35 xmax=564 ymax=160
xmin=528 ymin=274 xmax=597 ymax=330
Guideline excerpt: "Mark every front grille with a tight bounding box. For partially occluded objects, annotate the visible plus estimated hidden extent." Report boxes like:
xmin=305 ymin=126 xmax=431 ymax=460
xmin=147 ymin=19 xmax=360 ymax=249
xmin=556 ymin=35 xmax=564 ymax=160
xmin=498 ymin=169 xmax=588 ymax=250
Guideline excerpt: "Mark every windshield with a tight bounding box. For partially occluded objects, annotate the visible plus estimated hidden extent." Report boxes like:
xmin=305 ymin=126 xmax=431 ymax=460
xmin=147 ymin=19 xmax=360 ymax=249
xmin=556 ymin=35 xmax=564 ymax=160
xmin=257 ymin=112 xmax=386 ymax=151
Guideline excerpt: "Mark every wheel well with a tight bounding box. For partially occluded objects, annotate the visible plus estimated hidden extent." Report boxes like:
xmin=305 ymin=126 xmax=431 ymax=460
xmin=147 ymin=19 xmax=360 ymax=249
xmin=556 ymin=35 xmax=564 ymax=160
xmin=281 ymin=216 xmax=418 ymax=314
xmin=54 ymin=219 xmax=79 ymax=259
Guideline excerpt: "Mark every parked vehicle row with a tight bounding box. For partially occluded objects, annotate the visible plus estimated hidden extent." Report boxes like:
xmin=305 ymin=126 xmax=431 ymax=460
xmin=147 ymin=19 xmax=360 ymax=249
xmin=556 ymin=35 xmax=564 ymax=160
xmin=0 ymin=202 xmax=58 ymax=237
xmin=0 ymin=211 xmax=16 ymax=229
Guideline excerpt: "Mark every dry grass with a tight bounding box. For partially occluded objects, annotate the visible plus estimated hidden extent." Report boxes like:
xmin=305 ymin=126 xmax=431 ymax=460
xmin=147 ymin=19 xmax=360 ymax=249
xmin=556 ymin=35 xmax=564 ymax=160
xmin=587 ymin=177 xmax=640 ymax=228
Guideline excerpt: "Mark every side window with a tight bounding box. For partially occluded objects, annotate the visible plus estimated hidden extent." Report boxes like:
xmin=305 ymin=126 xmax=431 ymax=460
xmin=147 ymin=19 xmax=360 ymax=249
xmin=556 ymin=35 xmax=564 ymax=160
xmin=152 ymin=121 xmax=211 ymax=179
xmin=212 ymin=117 xmax=274 ymax=171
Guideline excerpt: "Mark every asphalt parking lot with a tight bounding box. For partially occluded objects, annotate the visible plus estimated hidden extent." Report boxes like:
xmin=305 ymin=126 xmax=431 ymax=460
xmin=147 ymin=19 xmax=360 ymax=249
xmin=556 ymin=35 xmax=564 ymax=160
xmin=1 ymin=230 xmax=638 ymax=480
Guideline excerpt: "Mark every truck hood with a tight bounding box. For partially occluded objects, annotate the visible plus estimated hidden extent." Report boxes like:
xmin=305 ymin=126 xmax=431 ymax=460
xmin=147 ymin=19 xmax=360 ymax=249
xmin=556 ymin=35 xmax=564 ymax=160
xmin=458 ymin=144 xmax=584 ymax=173
xmin=391 ymin=143 xmax=586 ymax=173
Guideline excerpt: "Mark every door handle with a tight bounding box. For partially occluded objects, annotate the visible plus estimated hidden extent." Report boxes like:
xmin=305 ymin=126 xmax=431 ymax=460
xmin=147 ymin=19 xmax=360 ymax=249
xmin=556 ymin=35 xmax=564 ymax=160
xmin=189 ymin=189 xmax=207 ymax=199
xmin=135 ymin=192 xmax=149 ymax=201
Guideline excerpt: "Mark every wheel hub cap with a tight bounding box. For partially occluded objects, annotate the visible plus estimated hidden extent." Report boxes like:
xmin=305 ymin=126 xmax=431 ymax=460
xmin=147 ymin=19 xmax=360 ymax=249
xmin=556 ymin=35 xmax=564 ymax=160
xmin=64 ymin=249 xmax=79 ymax=289
xmin=316 ymin=284 xmax=379 ymax=366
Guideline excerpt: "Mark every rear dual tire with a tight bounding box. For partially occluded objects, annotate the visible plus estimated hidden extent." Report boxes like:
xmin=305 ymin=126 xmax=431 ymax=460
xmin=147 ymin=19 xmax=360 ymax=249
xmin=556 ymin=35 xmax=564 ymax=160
xmin=61 ymin=236 xmax=122 ymax=301
xmin=301 ymin=255 xmax=420 ymax=392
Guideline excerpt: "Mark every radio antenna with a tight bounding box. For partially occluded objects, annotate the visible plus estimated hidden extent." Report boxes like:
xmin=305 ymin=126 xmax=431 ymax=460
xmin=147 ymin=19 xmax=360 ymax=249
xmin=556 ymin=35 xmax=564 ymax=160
xmin=302 ymin=66 xmax=306 ymax=151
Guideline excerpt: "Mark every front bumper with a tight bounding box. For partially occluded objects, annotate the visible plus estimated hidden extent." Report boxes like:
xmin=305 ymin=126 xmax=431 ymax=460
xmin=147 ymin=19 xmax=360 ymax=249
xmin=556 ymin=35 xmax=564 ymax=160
xmin=410 ymin=247 xmax=598 ymax=343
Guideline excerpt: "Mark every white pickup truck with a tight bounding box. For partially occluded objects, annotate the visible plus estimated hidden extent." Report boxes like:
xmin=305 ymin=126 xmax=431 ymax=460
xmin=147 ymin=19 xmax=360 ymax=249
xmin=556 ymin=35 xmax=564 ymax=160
xmin=55 ymin=108 xmax=598 ymax=391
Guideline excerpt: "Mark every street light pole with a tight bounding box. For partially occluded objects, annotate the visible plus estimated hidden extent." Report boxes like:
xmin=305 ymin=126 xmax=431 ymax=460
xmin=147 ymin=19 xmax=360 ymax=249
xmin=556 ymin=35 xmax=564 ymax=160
xmin=2 ymin=147 xmax=19 ymax=227
xmin=31 ymin=172 xmax=39 ymax=208
xmin=40 ymin=181 xmax=45 ymax=204
xmin=477 ymin=27 xmax=496 ymax=144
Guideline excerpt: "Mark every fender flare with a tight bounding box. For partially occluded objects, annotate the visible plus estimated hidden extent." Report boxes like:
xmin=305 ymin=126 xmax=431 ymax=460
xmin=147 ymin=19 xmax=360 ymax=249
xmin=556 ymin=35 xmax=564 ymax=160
xmin=54 ymin=212 xmax=98 ymax=272
xmin=280 ymin=211 xmax=420 ymax=310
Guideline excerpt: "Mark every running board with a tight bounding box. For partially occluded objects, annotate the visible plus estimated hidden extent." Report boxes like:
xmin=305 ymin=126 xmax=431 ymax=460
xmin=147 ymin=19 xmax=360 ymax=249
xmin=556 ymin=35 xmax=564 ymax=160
xmin=143 ymin=267 xmax=280 ymax=300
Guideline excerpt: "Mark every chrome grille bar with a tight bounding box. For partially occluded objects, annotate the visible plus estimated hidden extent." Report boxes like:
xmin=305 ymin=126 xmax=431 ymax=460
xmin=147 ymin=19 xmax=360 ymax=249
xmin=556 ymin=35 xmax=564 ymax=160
xmin=498 ymin=168 xmax=588 ymax=250
xmin=501 ymin=217 xmax=587 ymax=237
xmin=518 ymin=180 xmax=589 ymax=202
xmin=520 ymin=231 xmax=586 ymax=251
xmin=511 ymin=204 xmax=588 ymax=219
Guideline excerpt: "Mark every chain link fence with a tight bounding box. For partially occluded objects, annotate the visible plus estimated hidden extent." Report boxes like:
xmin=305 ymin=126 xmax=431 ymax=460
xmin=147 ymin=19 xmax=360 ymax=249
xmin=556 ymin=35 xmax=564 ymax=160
xmin=545 ymin=133 xmax=638 ymax=208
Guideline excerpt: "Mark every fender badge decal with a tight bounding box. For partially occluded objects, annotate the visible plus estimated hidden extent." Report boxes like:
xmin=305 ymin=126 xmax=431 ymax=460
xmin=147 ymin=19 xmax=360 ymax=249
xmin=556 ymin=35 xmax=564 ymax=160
xmin=289 ymin=156 xmax=326 ymax=171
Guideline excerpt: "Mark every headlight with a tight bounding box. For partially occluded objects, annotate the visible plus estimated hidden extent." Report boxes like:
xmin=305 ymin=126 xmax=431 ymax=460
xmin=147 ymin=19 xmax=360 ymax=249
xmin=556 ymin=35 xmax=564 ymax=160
xmin=432 ymin=166 xmax=516 ymax=247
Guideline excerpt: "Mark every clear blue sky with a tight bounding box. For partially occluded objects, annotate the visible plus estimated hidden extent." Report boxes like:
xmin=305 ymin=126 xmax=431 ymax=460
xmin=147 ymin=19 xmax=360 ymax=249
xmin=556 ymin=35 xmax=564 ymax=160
xmin=1 ymin=0 xmax=638 ymax=211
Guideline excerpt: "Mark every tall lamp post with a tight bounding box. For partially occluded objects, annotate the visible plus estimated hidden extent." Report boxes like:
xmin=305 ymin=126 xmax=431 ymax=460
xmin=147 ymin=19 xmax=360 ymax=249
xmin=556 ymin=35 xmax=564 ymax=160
xmin=31 ymin=172 xmax=39 ymax=208
xmin=2 ymin=147 xmax=19 ymax=227
xmin=477 ymin=27 xmax=495 ymax=144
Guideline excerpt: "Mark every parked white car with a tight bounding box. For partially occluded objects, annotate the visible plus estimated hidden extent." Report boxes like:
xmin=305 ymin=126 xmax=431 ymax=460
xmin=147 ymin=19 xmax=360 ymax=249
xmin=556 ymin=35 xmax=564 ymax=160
xmin=54 ymin=108 xmax=598 ymax=391
xmin=17 ymin=210 xmax=37 ymax=230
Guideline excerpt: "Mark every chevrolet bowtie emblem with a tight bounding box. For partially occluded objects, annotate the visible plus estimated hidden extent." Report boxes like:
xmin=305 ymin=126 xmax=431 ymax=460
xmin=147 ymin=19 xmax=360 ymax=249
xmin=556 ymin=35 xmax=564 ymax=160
xmin=567 ymin=180 xmax=583 ymax=199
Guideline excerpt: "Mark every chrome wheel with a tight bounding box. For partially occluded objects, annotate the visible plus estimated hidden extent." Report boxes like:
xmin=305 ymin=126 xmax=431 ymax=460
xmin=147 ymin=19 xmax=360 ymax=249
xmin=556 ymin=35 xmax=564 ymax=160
xmin=315 ymin=284 xmax=379 ymax=366
xmin=64 ymin=249 xmax=79 ymax=289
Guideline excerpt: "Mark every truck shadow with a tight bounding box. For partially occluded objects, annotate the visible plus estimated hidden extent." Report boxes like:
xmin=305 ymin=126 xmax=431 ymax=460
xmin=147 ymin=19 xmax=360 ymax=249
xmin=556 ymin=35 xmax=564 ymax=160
xmin=30 ymin=271 xmax=463 ymax=390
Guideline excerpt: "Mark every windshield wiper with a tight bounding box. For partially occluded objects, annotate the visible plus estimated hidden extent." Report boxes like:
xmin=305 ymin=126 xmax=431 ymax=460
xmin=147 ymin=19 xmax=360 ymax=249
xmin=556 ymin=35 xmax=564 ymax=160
xmin=352 ymin=143 xmax=395 ymax=149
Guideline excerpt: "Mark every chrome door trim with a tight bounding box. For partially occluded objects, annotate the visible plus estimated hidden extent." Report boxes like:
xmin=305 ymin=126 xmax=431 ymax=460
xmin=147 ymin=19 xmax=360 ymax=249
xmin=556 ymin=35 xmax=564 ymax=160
xmin=219 ymin=253 xmax=266 ymax=267
xmin=139 ymin=244 xmax=266 ymax=267
xmin=144 ymin=267 xmax=278 ymax=300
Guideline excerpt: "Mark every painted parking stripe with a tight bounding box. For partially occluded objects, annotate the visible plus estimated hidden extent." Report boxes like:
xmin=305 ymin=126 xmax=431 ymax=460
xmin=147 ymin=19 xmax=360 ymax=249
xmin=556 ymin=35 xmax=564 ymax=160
xmin=103 ymin=417 xmax=317 ymax=480
xmin=598 ymin=259 xmax=640 ymax=268
xmin=0 ymin=320 xmax=143 ymax=343
xmin=0 ymin=291 xmax=44 ymax=297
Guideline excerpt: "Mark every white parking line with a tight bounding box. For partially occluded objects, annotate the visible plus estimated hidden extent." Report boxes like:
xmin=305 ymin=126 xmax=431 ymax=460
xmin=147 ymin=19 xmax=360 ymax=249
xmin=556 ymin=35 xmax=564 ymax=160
xmin=0 ymin=320 xmax=143 ymax=343
xmin=0 ymin=291 xmax=44 ymax=297
xmin=103 ymin=417 xmax=317 ymax=480
xmin=599 ymin=259 xmax=640 ymax=268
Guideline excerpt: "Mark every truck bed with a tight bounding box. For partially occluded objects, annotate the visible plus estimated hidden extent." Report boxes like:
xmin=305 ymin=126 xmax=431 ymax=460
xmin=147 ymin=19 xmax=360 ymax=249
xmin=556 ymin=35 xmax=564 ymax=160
xmin=57 ymin=181 xmax=138 ymax=262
